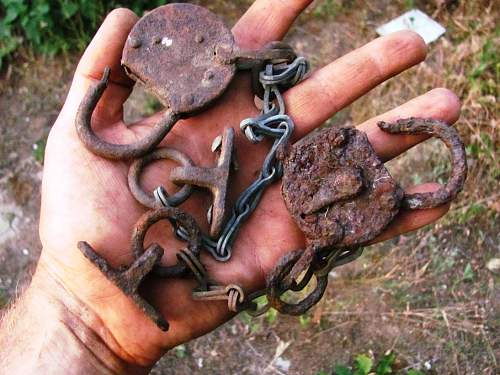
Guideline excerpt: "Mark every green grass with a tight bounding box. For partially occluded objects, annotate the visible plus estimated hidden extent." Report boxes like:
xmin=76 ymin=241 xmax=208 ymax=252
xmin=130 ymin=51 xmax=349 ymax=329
xmin=317 ymin=351 xmax=427 ymax=375
xmin=0 ymin=0 xmax=169 ymax=69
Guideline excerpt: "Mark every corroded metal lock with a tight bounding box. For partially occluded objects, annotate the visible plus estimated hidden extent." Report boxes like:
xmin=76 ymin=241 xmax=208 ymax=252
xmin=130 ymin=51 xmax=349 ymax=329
xmin=121 ymin=3 xmax=237 ymax=114
xmin=76 ymin=3 xmax=295 ymax=160
xmin=281 ymin=118 xmax=467 ymax=253
xmin=267 ymin=118 xmax=468 ymax=315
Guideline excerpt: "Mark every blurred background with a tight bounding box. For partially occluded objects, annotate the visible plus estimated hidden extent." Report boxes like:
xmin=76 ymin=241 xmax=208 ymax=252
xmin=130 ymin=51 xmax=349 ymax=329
xmin=0 ymin=1 xmax=498 ymax=374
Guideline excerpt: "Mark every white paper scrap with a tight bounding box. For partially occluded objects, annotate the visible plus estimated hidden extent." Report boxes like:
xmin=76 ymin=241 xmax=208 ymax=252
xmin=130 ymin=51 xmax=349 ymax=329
xmin=376 ymin=9 xmax=446 ymax=44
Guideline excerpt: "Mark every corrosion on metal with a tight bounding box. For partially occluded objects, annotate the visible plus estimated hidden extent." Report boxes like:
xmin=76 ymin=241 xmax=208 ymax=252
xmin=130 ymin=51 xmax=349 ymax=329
xmin=76 ymin=3 xmax=298 ymax=160
xmin=266 ymin=250 xmax=329 ymax=316
xmin=121 ymin=3 xmax=236 ymax=114
xmin=131 ymin=207 xmax=202 ymax=278
xmin=281 ymin=126 xmax=404 ymax=251
xmin=75 ymin=67 xmax=179 ymax=160
xmin=269 ymin=118 xmax=467 ymax=315
xmin=78 ymin=241 xmax=169 ymax=331
xmin=170 ymin=127 xmax=235 ymax=238
xmin=128 ymin=147 xmax=195 ymax=208
xmin=378 ymin=117 xmax=467 ymax=209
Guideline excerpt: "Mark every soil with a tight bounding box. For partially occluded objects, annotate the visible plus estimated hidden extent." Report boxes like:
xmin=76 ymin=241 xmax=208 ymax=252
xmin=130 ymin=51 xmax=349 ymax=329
xmin=0 ymin=1 xmax=498 ymax=374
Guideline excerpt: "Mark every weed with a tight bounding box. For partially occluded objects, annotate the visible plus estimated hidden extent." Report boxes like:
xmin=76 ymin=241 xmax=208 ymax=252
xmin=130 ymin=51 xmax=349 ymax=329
xmin=462 ymin=262 xmax=474 ymax=282
xmin=457 ymin=203 xmax=488 ymax=224
xmin=299 ymin=313 xmax=311 ymax=328
xmin=321 ymin=351 xmax=426 ymax=374
xmin=173 ymin=344 xmax=187 ymax=359
xmin=0 ymin=0 xmax=168 ymax=69
xmin=468 ymin=39 xmax=499 ymax=96
xmin=239 ymin=311 xmax=263 ymax=333
xmin=265 ymin=307 xmax=278 ymax=324
xmin=32 ymin=134 xmax=47 ymax=164
xmin=403 ymin=0 xmax=415 ymax=9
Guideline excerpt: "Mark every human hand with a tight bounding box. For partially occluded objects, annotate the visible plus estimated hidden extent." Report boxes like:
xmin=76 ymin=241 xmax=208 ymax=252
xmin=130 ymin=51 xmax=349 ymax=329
xmin=35 ymin=0 xmax=461 ymax=370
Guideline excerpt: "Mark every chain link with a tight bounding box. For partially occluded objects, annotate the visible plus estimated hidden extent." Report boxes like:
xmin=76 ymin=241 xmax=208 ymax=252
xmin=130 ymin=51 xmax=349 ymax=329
xmin=156 ymin=56 xmax=309 ymax=262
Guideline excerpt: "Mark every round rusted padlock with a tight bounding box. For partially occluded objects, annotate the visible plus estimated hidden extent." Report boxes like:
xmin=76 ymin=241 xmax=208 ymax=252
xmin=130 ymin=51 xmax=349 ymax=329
xmin=122 ymin=3 xmax=236 ymax=114
xmin=76 ymin=3 xmax=296 ymax=160
xmin=280 ymin=118 xmax=467 ymax=252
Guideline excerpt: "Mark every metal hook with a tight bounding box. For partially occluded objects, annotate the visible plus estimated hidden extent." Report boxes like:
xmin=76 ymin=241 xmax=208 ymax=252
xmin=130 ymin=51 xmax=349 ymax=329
xmin=378 ymin=117 xmax=467 ymax=209
xmin=75 ymin=67 xmax=179 ymax=160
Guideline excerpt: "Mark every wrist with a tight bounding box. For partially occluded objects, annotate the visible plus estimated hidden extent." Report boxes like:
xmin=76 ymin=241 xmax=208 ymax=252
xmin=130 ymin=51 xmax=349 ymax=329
xmin=0 ymin=260 xmax=150 ymax=375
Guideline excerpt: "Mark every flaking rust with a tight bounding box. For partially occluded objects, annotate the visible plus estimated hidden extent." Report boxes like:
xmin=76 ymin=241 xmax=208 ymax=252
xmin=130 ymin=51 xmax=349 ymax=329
xmin=269 ymin=117 xmax=467 ymax=314
xmin=281 ymin=126 xmax=404 ymax=251
xmin=281 ymin=117 xmax=467 ymax=251
xmin=78 ymin=241 xmax=169 ymax=331
xmin=78 ymin=206 xmax=203 ymax=331
xmin=121 ymin=3 xmax=236 ymax=114
xmin=76 ymin=3 xmax=296 ymax=160
xmin=170 ymin=128 xmax=235 ymax=238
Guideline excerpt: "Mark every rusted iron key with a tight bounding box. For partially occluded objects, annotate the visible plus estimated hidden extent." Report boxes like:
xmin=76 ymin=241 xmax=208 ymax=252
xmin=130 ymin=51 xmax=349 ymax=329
xmin=75 ymin=3 xmax=295 ymax=160
xmin=264 ymin=118 xmax=467 ymax=315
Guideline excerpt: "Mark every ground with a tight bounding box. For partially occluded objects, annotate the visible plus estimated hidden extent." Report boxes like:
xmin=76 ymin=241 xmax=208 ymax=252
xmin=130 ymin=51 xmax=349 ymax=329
xmin=0 ymin=1 xmax=498 ymax=374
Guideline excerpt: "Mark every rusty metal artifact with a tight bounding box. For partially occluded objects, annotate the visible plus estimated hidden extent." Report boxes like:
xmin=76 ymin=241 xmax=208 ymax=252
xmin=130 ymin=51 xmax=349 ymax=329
xmin=378 ymin=118 xmax=467 ymax=209
xmin=76 ymin=3 xmax=296 ymax=160
xmin=281 ymin=126 xmax=404 ymax=251
xmin=131 ymin=207 xmax=202 ymax=278
xmin=78 ymin=241 xmax=169 ymax=331
xmin=78 ymin=206 xmax=203 ymax=330
xmin=265 ymin=117 xmax=467 ymax=314
xmin=170 ymin=127 xmax=234 ymax=238
xmin=128 ymin=147 xmax=195 ymax=208
xmin=74 ymin=2 xmax=468 ymax=332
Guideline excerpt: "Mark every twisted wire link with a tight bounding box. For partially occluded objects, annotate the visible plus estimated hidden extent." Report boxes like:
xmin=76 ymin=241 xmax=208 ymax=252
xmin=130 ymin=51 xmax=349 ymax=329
xmin=192 ymin=284 xmax=245 ymax=312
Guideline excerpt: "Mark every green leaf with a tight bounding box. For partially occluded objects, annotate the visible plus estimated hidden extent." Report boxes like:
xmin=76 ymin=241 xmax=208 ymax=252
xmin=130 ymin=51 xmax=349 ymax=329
xmin=407 ymin=370 xmax=425 ymax=375
xmin=33 ymin=135 xmax=47 ymax=164
xmin=462 ymin=262 xmax=474 ymax=282
xmin=61 ymin=1 xmax=79 ymax=19
xmin=334 ymin=364 xmax=352 ymax=375
xmin=266 ymin=307 xmax=277 ymax=324
xmin=174 ymin=344 xmax=187 ymax=359
xmin=354 ymin=354 xmax=372 ymax=375
xmin=375 ymin=351 xmax=395 ymax=374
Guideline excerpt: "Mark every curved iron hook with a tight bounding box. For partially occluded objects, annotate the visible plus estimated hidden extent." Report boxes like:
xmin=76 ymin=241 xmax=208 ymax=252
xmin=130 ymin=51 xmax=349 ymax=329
xmin=378 ymin=117 xmax=467 ymax=209
xmin=75 ymin=67 xmax=180 ymax=160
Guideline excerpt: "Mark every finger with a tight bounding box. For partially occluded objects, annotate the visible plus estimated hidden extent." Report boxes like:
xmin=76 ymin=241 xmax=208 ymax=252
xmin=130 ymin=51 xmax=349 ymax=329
xmin=369 ymin=183 xmax=450 ymax=244
xmin=62 ymin=8 xmax=138 ymax=124
xmin=359 ymin=88 xmax=461 ymax=161
xmin=232 ymin=0 xmax=313 ymax=48
xmin=286 ymin=31 xmax=427 ymax=139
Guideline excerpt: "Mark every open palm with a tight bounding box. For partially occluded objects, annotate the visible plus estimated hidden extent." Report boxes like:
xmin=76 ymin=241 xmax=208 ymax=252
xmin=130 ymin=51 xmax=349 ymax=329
xmin=37 ymin=0 xmax=461 ymax=367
